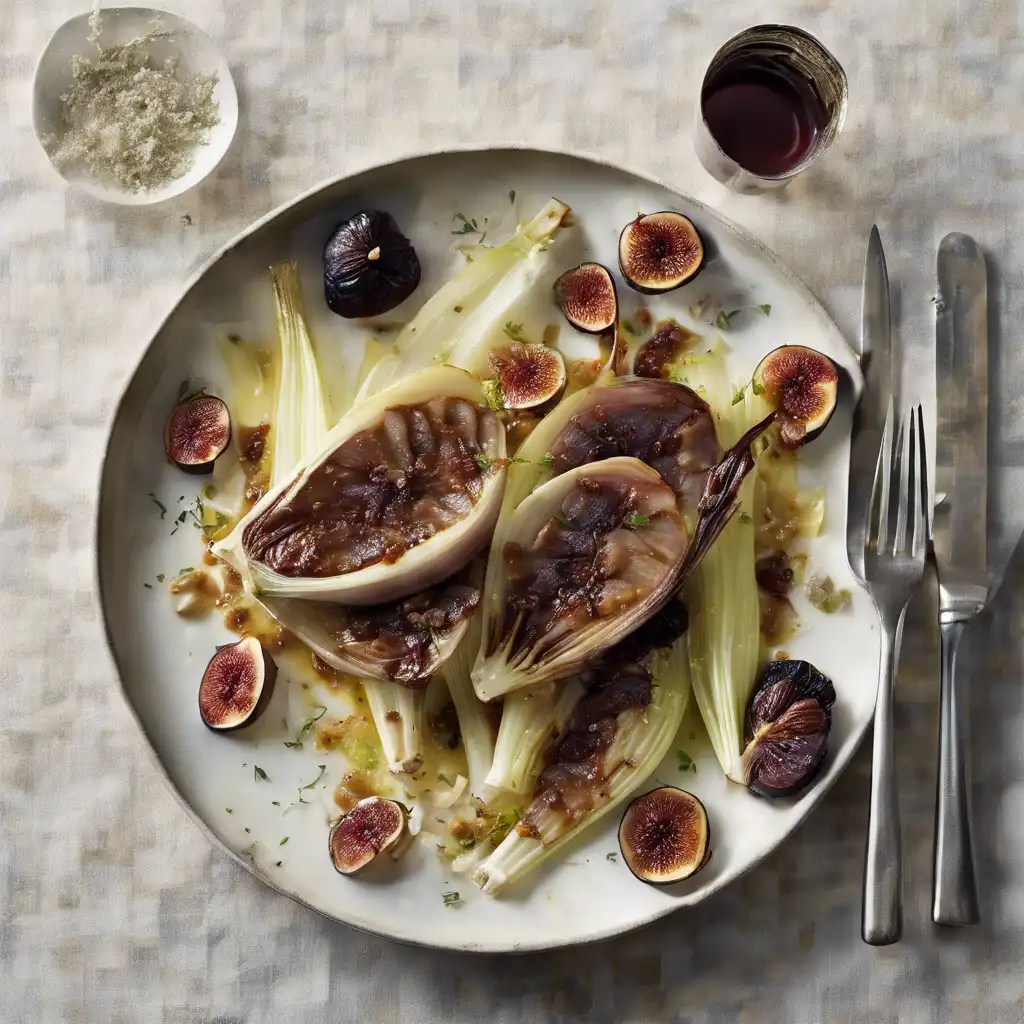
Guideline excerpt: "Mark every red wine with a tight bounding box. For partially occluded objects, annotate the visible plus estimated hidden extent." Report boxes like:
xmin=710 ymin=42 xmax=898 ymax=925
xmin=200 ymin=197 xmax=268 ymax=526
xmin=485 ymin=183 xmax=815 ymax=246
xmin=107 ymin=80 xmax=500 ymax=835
xmin=702 ymin=63 xmax=827 ymax=177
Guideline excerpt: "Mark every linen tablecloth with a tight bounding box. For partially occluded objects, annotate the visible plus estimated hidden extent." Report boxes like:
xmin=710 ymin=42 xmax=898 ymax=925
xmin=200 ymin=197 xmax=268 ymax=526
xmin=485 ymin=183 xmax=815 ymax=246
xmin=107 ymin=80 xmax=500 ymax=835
xmin=5 ymin=1 xmax=1024 ymax=1020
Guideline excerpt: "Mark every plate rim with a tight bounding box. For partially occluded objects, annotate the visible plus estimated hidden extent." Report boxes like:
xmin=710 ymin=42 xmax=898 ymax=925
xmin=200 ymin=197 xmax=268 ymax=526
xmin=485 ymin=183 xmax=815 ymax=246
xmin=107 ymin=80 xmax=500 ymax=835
xmin=94 ymin=144 xmax=871 ymax=953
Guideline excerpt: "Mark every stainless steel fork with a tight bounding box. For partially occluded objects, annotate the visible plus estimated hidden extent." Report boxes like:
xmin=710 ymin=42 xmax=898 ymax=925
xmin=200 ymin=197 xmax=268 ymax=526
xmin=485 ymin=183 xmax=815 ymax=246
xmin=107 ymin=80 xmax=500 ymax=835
xmin=861 ymin=404 xmax=929 ymax=946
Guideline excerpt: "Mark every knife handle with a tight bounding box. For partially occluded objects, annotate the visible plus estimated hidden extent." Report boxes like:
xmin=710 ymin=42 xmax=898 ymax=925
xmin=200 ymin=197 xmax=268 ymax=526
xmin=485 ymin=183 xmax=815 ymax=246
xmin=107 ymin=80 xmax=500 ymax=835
xmin=862 ymin=612 xmax=904 ymax=946
xmin=932 ymin=619 xmax=980 ymax=925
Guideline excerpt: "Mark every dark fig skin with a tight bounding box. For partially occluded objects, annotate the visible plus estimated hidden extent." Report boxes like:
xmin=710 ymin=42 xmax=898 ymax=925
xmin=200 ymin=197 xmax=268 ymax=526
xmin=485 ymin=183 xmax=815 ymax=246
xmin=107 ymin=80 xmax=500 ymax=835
xmin=198 ymin=637 xmax=278 ymax=732
xmin=740 ymin=659 xmax=836 ymax=797
xmin=164 ymin=394 xmax=232 ymax=474
xmin=324 ymin=211 xmax=421 ymax=318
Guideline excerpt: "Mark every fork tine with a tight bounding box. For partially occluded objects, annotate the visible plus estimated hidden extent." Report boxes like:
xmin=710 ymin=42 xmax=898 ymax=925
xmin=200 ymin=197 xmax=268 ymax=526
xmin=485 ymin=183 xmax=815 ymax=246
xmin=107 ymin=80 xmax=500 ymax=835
xmin=913 ymin=404 xmax=929 ymax=558
xmin=890 ymin=410 xmax=909 ymax=557
xmin=917 ymin=401 xmax=933 ymax=552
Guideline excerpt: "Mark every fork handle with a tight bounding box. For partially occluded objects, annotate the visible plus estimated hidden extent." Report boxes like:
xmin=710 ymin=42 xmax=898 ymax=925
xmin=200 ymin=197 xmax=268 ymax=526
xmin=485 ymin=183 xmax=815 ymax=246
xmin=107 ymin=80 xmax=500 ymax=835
xmin=932 ymin=618 xmax=980 ymax=926
xmin=862 ymin=610 xmax=905 ymax=945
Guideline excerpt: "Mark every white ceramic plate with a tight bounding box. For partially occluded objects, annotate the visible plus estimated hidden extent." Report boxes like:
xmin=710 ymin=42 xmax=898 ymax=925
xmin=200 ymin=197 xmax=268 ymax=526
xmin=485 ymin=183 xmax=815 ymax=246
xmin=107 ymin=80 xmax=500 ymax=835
xmin=97 ymin=148 xmax=880 ymax=952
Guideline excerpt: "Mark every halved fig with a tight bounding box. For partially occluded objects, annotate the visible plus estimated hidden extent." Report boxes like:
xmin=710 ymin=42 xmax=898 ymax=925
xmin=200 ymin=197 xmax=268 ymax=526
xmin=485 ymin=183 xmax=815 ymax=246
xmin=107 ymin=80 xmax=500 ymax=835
xmin=323 ymin=210 xmax=421 ymax=318
xmin=198 ymin=636 xmax=277 ymax=731
xmin=328 ymin=796 xmax=408 ymax=873
xmin=164 ymin=394 xmax=231 ymax=474
xmin=553 ymin=262 xmax=618 ymax=334
xmin=618 ymin=786 xmax=710 ymax=884
xmin=618 ymin=212 xmax=705 ymax=294
xmin=739 ymin=659 xmax=836 ymax=797
xmin=752 ymin=345 xmax=839 ymax=448
xmin=487 ymin=343 xmax=567 ymax=410
xmin=472 ymin=457 xmax=691 ymax=700
xmin=214 ymin=365 xmax=507 ymax=606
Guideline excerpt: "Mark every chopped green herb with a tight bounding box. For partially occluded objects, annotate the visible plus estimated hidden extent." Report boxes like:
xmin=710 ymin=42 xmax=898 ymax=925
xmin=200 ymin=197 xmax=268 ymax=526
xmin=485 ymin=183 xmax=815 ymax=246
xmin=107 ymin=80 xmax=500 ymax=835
xmin=148 ymin=493 xmax=168 ymax=519
xmin=510 ymin=456 xmax=531 ymax=465
xmin=244 ymin=827 xmax=250 ymax=834
xmin=156 ymin=573 xmax=165 ymax=583
xmin=508 ymin=189 xmax=516 ymax=205
xmin=275 ymin=861 xmax=282 ymax=867
xmin=759 ymin=303 xmax=772 ymax=316
xmin=482 ymin=378 xmax=504 ymax=411
xmin=539 ymin=453 xmax=555 ymax=468
xmin=283 ymin=706 xmax=328 ymax=749
xmin=456 ymin=834 xmax=477 ymax=850
xmin=271 ymin=801 xmax=280 ymax=807
xmin=606 ymin=851 xmax=618 ymax=862
xmin=299 ymin=765 xmax=328 ymax=792
xmin=452 ymin=212 xmax=487 ymax=242
xmin=624 ymin=512 xmax=651 ymax=529
xmin=441 ymin=891 xmax=464 ymax=907
xmin=178 ymin=568 xmax=193 ymax=576
xmin=731 ymin=384 xmax=747 ymax=406
xmin=739 ymin=512 xmax=753 ymax=525
xmin=503 ymin=321 xmax=525 ymax=341
xmin=254 ymin=765 xmax=268 ymax=782
xmin=176 ymin=511 xmax=187 ymax=524
xmin=715 ymin=309 xmax=740 ymax=331
xmin=225 ymin=808 xmax=232 ymax=813
xmin=676 ymin=750 xmax=697 ymax=774
xmin=143 ymin=582 xmax=153 ymax=589
xmin=475 ymin=453 xmax=493 ymax=472
xmin=279 ymin=837 xmax=289 ymax=846
xmin=751 ymin=379 xmax=765 ymax=396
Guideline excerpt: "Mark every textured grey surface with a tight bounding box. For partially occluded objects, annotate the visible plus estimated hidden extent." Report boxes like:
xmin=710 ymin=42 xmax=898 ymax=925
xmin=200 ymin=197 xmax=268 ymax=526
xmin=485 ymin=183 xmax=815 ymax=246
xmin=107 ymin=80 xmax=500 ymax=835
xmin=4 ymin=0 xmax=1024 ymax=1021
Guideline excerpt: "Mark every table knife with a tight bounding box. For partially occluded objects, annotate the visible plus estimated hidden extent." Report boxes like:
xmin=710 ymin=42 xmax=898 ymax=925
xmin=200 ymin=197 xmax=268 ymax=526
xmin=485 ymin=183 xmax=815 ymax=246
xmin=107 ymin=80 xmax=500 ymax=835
xmin=932 ymin=232 xmax=990 ymax=926
xmin=848 ymin=226 xmax=893 ymax=581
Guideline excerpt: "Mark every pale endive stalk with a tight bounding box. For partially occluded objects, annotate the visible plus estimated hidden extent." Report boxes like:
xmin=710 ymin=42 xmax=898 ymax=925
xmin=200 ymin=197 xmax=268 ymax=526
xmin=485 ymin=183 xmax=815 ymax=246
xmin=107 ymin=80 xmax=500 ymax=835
xmin=357 ymin=199 xmax=571 ymax=399
xmin=484 ymin=679 xmax=585 ymax=795
xmin=682 ymin=344 xmax=762 ymax=782
xmin=475 ymin=640 xmax=691 ymax=895
xmin=269 ymin=261 xmax=332 ymax=488
xmin=363 ymin=680 xmax=426 ymax=774
xmin=439 ymin=613 xmax=497 ymax=799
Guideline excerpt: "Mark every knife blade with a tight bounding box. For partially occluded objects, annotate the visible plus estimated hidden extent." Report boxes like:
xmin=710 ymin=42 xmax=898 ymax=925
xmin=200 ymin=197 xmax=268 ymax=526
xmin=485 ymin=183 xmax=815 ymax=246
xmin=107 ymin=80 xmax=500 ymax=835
xmin=932 ymin=231 xmax=991 ymax=927
xmin=847 ymin=226 xmax=893 ymax=582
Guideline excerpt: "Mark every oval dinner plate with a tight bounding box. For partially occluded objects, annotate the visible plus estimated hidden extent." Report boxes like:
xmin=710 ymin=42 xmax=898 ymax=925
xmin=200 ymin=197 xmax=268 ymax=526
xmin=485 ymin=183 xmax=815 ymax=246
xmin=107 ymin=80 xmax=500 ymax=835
xmin=96 ymin=148 xmax=880 ymax=952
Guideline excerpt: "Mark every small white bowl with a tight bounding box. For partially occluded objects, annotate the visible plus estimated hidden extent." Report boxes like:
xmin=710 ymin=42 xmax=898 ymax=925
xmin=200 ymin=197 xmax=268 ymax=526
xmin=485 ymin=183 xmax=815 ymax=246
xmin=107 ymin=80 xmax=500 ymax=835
xmin=32 ymin=7 xmax=238 ymax=206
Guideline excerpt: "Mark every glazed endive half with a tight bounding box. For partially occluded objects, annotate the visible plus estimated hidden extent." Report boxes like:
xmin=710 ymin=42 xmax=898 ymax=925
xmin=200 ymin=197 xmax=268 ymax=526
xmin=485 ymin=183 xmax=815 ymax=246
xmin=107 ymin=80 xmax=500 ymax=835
xmin=215 ymin=364 xmax=507 ymax=606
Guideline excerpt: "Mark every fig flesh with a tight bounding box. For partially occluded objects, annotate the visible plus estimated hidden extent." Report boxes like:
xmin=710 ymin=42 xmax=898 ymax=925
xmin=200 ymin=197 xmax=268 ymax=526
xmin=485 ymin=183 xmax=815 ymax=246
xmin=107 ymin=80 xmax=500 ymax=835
xmin=164 ymin=393 xmax=231 ymax=474
xmin=198 ymin=636 xmax=277 ymax=731
xmin=487 ymin=343 xmax=567 ymax=410
xmin=619 ymin=786 xmax=710 ymax=884
xmin=553 ymin=262 xmax=618 ymax=334
xmin=328 ymin=796 xmax=408 ymax=873
xmin=752 ymin=345 xmax=839 ymax=448
xmin=740 ymin=659 xmax=836 ymax=797
xmin=324 ymin=210 xmax=421 ymax=318
xmin=618 ymin=212 xmax=705 ymax=294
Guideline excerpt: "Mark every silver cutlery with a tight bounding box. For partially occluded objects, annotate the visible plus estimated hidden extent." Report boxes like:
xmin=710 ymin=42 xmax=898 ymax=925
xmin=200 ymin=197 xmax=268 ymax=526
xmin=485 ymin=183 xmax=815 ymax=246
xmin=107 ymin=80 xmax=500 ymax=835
xmin=861 ymin=404 xmax=930 ymax=945
xmin=932 ymin=232 xmax=990 ymax=926
xmin=848 ymin=227 xmax=894 ymax=582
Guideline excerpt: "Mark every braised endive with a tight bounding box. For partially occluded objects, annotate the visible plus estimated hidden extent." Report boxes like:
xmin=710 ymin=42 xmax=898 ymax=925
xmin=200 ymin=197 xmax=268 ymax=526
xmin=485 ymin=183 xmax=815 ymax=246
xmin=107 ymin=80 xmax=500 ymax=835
xmin=215 ymin=365 xmax=507 ymax=606
xmin=357 ymin=199 xmax=571 ymax=399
